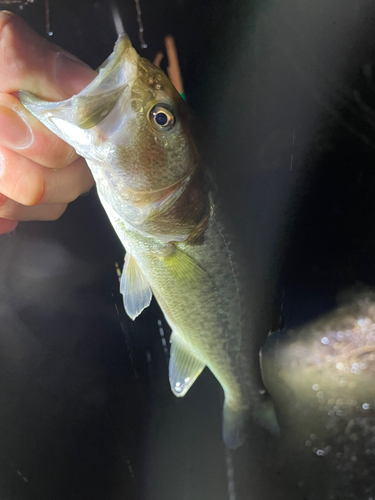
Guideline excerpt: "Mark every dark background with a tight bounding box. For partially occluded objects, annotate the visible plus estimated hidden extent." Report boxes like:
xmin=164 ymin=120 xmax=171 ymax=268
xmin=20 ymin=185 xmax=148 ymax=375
xmin=1 ymin=0 xmax=375 ymax=498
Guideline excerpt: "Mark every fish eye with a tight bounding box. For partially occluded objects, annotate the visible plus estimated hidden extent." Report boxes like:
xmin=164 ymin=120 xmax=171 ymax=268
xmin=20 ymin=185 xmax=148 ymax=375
xmin=149 ymin=103 xmax=175 ymax=131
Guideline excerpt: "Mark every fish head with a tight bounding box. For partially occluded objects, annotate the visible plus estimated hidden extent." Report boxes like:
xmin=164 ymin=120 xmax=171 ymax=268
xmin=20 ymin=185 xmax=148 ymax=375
xmin=19 ymin=34 xmax=199 ymax=222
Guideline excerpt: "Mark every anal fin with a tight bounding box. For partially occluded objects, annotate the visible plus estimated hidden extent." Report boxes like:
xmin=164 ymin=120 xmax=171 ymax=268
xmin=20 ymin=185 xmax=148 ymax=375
xmin=169 ymin=332 xmax=205 ymax=397
xmin=120 ymin=253 xmax=152 ymax=320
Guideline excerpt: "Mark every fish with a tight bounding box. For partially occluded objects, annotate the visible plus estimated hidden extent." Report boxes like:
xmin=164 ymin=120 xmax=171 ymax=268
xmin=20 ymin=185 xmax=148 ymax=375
xmin=19 ymin=34 xmax=278 ymax=449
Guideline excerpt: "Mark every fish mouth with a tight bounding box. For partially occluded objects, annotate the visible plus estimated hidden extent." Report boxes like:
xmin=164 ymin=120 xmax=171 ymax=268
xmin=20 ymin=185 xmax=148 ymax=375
xmin=19 ymin=34 xmax=140 ymax=158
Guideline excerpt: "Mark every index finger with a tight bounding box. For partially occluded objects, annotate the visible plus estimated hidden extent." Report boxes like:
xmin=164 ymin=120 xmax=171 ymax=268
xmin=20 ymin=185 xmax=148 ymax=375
xmin=0 ymin=11 xmax=97 ymax=169
xmin=0 ymin=11 xmax=96 ymax=100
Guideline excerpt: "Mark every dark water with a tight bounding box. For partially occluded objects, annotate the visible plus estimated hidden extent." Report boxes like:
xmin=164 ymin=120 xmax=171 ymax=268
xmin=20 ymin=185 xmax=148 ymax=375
xmin=1 ymin=0 xmax=375 ymax=498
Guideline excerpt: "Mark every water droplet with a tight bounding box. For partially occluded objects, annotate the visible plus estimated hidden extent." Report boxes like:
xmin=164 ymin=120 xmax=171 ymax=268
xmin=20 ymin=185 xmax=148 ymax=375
xmin=362 ymin=403 xmax=370 ymax=410
xmin=48 ymin=31 xmax=53 ymax=36
xmin=312 ymin=384 xmax=320 ymax=391
xmin=321 ymin=337 xmax=329 ymax=344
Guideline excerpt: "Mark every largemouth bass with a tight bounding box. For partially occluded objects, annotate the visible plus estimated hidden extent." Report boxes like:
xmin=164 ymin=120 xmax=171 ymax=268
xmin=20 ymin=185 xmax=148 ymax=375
xmin=19 ymin=35 xmax=277 ymax=449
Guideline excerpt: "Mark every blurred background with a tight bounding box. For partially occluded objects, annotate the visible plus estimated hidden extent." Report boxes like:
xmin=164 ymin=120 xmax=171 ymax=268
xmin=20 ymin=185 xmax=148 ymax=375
xmin=0 ymin=0 xmax=375 ymax=498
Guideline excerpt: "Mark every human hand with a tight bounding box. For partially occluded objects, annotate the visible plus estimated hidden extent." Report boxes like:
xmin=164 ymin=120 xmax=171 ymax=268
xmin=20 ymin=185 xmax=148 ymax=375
xmin=0 ymin=11 xmax=97 ymax=235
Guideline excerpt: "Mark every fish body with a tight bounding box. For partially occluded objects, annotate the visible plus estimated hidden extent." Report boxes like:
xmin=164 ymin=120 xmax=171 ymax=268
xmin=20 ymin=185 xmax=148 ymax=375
xmin=19 ymin=35 xmax=276 ymax=448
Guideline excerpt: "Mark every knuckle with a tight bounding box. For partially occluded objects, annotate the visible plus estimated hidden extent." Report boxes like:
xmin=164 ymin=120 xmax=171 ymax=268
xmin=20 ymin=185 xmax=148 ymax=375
xmin=45 ymin=135 xmax=77 ymax=169
xmin=0 ymin=197 xmax=14 ymax=218
xmin=69 ymin=159 xmax=93 ymax=202
xmin=0 ymin=12 xmax=26 ymax=91
xmin=65 ymin=191 xmax=79 ymax=204
xmin=12 ymin=171 xmax=45 ymax=206
xmin=0 ymin=12 xmax=19 ymax=63
xmin=47 ymin=203 xmax=67 ymax=221
xmin=0 ymin=11 xmax=16 ymax=34
xmin=0 ymin=13 xmax=48 ymax=94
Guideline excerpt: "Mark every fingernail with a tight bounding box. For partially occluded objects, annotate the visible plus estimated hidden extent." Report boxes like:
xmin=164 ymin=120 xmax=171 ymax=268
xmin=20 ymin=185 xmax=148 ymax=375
xmin=0 ymin=106 xmax=33 ymax=150
xmin=54 ymin=52 xmax=96 ymax=95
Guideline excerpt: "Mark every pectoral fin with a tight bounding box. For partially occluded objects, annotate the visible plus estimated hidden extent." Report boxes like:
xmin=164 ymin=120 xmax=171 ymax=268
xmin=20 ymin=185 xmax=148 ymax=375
xmin=120 ymin=253 xmax=152 ymax=320
xmin=169 ymin=332 xmax=205 ymax=397
xmin=163 ymin=245 xmax=211 ymax=291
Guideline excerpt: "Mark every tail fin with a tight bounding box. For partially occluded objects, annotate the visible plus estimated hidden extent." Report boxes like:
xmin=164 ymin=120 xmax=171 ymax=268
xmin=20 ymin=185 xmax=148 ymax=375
xmin=222 ymin=398 xmax=279 ymax=450
xmin=222 ymin=403 xmax=251 ymax=450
